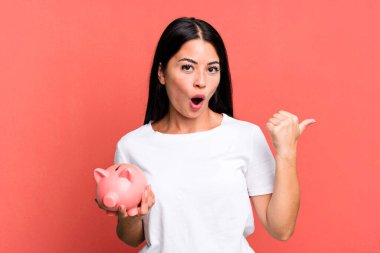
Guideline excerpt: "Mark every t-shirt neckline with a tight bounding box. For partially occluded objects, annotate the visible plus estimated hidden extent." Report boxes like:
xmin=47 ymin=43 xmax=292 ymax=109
xmin=148 ymin=113 xmax=227 ymax=137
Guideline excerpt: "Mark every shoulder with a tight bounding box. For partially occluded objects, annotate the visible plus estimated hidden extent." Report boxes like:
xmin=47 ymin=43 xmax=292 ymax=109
xmin=223 ymin=114 xmax=263 ymax=135
xmin=117 ymin=124 xmax=152 ymax=148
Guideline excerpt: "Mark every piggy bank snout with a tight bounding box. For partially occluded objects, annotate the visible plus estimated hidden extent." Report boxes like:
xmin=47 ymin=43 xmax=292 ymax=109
xmin=103 ymin=192 xmax=119 ymax=208
xmin=95 ymin=164 xmax=148 ymax=212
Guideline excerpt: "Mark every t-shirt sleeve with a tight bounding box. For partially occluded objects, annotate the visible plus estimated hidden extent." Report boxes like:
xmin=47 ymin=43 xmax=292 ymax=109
xmin=245 ymin=126 xmax=276 ymax=196
xmin=114 ymin=140 xmax=129 ymax=164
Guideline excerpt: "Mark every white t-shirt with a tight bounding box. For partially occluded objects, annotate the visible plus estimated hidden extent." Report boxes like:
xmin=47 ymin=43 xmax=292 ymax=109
xmin=114 ymin=113 xmax=275 ymax=253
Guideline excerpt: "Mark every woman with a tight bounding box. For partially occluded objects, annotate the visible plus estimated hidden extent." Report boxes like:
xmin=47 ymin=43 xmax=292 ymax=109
xmin=105 ymin=17 xmax=315 ymax=252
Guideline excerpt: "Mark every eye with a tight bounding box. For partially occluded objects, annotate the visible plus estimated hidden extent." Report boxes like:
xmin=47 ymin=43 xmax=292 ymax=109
xmin=181 ymin=64 xmax=193 ymax=72
xmin=208 ymin=66 xmax=220 ymax=73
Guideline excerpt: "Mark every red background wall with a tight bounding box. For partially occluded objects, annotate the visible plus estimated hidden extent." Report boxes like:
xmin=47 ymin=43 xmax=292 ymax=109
xmin=1 ymin=0 xmax=379 ymax=252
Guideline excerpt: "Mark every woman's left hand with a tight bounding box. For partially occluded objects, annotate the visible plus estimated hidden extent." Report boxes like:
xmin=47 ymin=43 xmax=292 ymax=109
xmin=266 ymin=110 xmax=316 ymax=157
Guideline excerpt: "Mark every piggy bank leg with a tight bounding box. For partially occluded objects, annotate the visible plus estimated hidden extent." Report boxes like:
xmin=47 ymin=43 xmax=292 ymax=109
xmin=127 ymin=207 xmax=139 ymax=216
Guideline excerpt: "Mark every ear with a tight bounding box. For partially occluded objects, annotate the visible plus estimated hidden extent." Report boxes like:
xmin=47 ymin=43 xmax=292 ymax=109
xmin=158 ymin=63 xmax=165 ymax=85
xmin=94 ymin=168 xmax=109 ymax=183
xmin=119 ymin=168 xmax=133 ymax=182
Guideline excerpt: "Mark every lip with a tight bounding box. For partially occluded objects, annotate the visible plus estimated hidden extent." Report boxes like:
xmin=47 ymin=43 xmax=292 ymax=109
xmin=190 ymin=94 xmax=205 ymax=111
xmin=191 ymin=94 xmax=205 ymax=99
xmin=190 ymin=100 xmax=204 ymax=110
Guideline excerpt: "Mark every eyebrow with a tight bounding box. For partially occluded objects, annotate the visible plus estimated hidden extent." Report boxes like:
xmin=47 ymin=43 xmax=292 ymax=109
xmin=178 ymin=58 xmax=220 ymax=65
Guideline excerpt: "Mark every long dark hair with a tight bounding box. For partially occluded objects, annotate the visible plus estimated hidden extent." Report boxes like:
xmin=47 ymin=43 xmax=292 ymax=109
xmin=143 ymin=17 xmax=233 ymax=124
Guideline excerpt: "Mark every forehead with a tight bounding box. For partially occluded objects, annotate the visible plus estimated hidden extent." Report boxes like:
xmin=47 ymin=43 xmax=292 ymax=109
xmin=172 ymin=39 xmax=219 ymax=62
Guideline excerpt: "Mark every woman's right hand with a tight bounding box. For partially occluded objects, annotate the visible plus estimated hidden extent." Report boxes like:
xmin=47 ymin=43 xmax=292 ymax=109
xmin=117 ymin=184 xmax=156 ymax=222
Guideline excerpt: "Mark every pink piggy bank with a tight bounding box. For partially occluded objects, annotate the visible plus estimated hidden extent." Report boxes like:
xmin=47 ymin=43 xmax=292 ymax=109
xmin=94 ymin=163 xmax=148 ymax=216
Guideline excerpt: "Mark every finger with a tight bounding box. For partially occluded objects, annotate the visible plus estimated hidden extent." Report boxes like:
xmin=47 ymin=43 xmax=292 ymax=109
xmin=272 ymin=113 xmax=286 ymax=120
xmin=117 ymin=205 xmax=128 ymax=219
xmin=278 ymin=110 xmax=293 ymax=116
xmin=148 ymin=186 xmax=157 ymax=208
xmin=150 ymin=187 xmax=156 ymax=207
xmin=299 ymin=118 xmax=317 ymax=135
xmin=149 ymin=188 xmax=156 ymax=208
xmin=278 ymin=110 xmax=298 ymax=122
xmin=266 ymin=122 xmax=275 ymax=132
xmin=139 ymin=187 xmax=149 ymax=216
xmin=147 ymin=185 xmax=153 ymax=207
xmin=268 ymin=117 xmax=282 ymax=126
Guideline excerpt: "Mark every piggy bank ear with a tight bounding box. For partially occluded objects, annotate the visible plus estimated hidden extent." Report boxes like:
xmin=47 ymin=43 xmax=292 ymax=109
xmin=119 ymin=168 xmax=133 ymax=182
xmin=94 ymin=168 xmax=109 ymax=183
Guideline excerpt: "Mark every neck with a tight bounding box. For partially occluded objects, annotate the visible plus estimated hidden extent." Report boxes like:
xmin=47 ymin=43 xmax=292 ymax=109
xmin=158 ymin=107 xmax=221 ymax=134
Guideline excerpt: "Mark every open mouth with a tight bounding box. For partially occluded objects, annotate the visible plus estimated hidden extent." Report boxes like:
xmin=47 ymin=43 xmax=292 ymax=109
xmin=191 ymin=97 xmax=204 ymax=105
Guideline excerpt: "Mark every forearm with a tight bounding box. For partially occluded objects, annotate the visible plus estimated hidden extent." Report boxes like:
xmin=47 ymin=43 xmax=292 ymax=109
xmin=266 ymin=149 xmax=300 ymax=240
xmin=116 ymin=215 xmax=145 ymax=247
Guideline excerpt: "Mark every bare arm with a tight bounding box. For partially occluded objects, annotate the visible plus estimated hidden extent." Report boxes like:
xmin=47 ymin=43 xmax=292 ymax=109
xmin=251 ymin=150 xmax=299 ymax=241
xmin=116 ymin=185 xmax=156 ymax=247
xmin=96 ymin=185 xmax=155 ymax=247
xmin=251 ymin=110 xmax=315 ymax=241
xmin=116 ymin=214 xmax=145 ymax=247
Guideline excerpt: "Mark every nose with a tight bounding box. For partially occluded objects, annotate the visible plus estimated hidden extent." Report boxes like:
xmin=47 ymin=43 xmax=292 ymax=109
xmin=194 ymin=72 xmax=206 ymax=88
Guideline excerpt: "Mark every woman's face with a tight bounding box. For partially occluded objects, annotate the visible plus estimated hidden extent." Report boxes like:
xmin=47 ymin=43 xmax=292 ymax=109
xmin=158 ymin=39 xmax=221 ymax=119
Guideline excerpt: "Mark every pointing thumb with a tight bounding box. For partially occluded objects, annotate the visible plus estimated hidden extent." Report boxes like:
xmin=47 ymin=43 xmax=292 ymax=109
xmin=299 ymin=119 xmax=316 ymax=135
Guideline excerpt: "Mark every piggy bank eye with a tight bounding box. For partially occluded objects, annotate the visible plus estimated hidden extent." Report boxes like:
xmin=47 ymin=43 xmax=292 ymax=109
xmin=115 ymin=165 xmax=120 ymax=171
